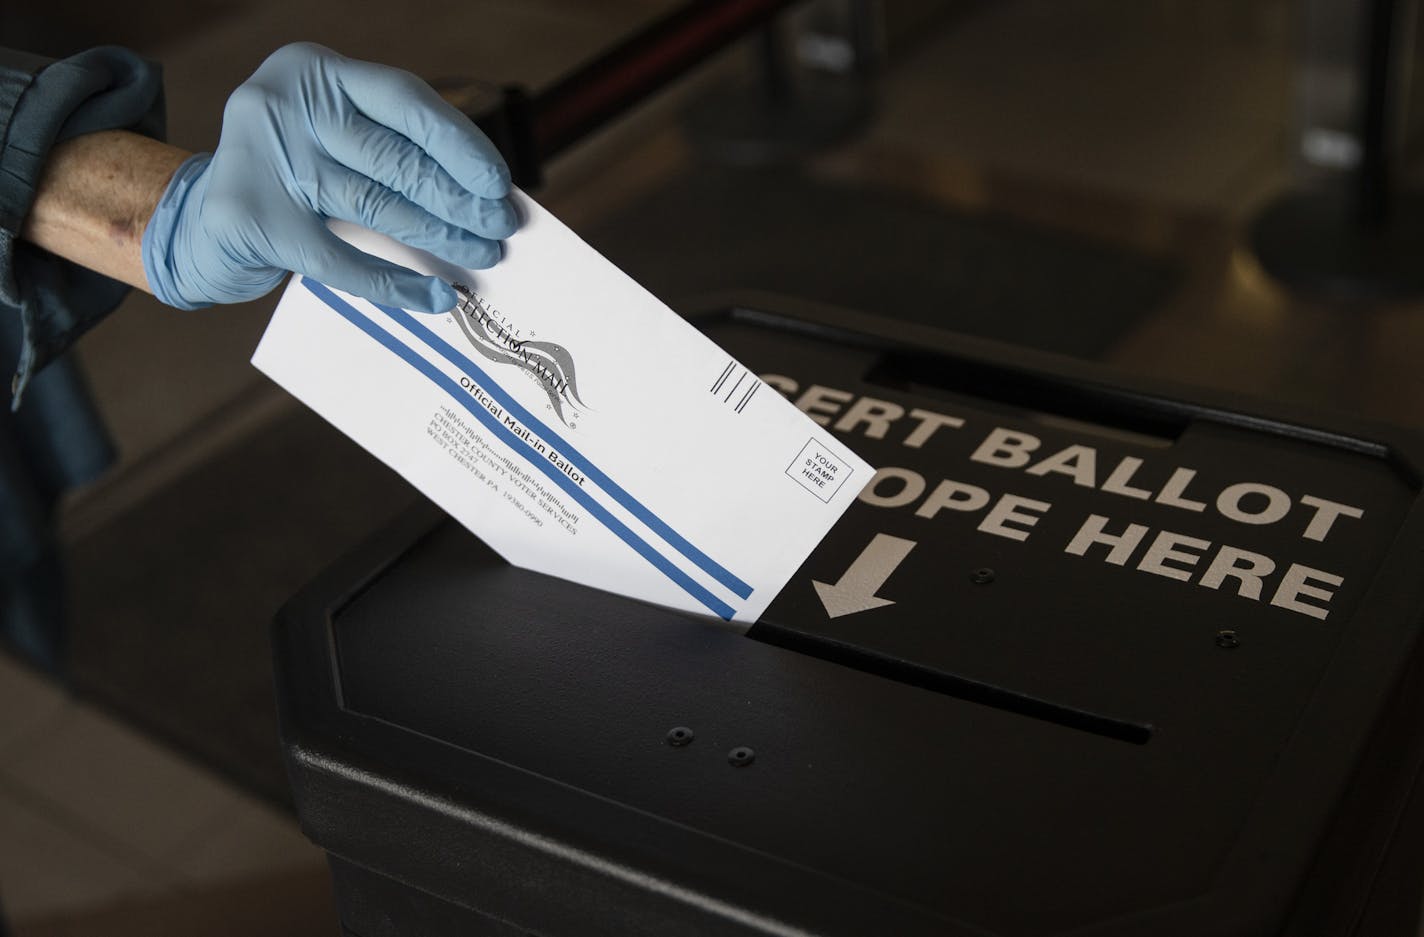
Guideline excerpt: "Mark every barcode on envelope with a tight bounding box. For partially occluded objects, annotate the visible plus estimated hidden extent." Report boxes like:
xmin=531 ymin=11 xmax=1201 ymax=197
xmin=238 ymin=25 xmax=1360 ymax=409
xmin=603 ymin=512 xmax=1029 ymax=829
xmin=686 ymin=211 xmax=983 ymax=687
xmin=711 ymin=359 xmax=761 ymax=414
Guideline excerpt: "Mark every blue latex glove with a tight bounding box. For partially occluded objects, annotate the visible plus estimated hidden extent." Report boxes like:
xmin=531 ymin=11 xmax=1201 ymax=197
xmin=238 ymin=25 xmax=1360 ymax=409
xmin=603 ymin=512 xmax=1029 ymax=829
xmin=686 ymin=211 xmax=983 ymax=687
xmin=142 ymin=42 xmax=516 ymax=312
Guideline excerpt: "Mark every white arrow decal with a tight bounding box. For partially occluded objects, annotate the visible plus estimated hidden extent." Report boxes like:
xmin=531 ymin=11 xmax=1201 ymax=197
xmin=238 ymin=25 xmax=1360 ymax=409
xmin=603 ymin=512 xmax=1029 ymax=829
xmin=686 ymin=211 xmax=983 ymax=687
xmin=812 ymin=534 xmax=917 ymax=619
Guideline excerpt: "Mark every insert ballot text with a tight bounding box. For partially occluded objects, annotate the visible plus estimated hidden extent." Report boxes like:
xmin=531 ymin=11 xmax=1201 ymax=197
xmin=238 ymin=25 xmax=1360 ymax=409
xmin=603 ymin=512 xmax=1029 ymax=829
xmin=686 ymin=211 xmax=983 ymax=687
xmin=767 ymin=376 xmax=1366 ymax=622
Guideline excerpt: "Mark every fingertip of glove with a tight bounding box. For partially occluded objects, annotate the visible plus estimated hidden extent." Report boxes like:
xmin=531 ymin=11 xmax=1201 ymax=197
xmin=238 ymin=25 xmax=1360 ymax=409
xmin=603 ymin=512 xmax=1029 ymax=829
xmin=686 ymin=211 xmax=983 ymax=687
xmin=465 ymin=237 xmax=503 ymax=270
xmin=477 ymin=161 xmax=513 ymax=199
xmin=388 ymin=277 xmax=456 ymax=313
xmin=422 ymin=279 xmax=460 ymax=312
xmin=483 ymin=198 xmax=519 ymax=240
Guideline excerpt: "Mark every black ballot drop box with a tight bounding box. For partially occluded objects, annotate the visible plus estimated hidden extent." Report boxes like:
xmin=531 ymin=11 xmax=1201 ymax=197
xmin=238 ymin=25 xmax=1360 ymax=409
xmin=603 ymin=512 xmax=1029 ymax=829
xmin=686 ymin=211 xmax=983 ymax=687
xmin=275 ymin=297 xmax=1424 ymax=937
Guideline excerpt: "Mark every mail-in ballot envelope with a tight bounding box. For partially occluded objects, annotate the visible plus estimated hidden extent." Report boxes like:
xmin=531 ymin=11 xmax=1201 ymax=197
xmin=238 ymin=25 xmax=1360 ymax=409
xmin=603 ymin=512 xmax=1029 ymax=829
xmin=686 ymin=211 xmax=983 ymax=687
xmin=252 ymin=191 xmax=871 ymax=624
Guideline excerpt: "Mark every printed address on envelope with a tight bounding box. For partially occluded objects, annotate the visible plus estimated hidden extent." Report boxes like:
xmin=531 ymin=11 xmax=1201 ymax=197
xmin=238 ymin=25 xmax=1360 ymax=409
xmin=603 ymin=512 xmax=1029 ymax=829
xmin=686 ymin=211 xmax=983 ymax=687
xmin=251 ymin=190 xmax=871 ymax=625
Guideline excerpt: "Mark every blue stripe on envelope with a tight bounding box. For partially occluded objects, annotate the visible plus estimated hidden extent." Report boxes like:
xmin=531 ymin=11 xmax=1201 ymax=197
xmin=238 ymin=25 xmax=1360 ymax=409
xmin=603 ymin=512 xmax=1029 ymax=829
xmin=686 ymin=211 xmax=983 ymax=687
xmin=301 ymin=278 xmax=736 ymax=621
xmin=370 ymin=300 xmax=754 ymax=601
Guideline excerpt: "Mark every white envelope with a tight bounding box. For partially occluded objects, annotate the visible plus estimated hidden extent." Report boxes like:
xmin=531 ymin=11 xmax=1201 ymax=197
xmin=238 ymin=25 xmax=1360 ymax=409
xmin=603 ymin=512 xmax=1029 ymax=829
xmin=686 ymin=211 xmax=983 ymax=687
xmin=252 ymin=191 xmax=871 ymax=625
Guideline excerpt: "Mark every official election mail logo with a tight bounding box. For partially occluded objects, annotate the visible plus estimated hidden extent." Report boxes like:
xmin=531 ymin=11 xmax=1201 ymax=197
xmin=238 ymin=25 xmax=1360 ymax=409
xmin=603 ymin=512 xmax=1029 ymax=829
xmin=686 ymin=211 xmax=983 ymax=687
xmin=451 ymin=283 xmax=589 ymax=427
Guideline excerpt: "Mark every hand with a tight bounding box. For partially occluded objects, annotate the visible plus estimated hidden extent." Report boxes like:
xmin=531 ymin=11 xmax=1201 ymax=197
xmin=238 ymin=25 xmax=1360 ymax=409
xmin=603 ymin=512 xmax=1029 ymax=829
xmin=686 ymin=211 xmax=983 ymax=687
xmin=142 ymin=42 xmax=516 ymax=312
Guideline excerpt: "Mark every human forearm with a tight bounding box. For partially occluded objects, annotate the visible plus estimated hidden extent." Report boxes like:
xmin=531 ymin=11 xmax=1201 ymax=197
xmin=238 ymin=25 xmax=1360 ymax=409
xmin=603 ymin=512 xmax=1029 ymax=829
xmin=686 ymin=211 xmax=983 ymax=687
xmin=17 ymin=43 xmax=514 ymax=316
xmin=20 ymin=129 xmax=190 ymax=293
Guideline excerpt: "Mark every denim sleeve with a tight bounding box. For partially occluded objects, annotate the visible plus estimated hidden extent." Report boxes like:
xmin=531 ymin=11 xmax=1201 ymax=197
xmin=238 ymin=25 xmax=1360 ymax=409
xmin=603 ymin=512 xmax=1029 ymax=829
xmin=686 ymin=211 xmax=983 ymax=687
xmin=0 ymin=46 xmax=166 ymax=401
xmin=0 ymin=48 xmax=166 ymax=667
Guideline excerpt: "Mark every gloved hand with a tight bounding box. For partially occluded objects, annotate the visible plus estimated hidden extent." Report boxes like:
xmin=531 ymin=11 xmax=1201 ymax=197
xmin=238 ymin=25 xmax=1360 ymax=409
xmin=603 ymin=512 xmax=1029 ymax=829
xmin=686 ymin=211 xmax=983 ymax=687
xmin=142 ymin=42 xmax=516 ymax=312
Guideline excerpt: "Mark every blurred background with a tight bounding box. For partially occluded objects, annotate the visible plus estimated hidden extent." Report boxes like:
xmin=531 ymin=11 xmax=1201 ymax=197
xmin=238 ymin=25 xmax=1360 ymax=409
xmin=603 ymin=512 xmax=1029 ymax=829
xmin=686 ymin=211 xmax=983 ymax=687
xmin=2 ymin=0 xmax=1424 ymax=932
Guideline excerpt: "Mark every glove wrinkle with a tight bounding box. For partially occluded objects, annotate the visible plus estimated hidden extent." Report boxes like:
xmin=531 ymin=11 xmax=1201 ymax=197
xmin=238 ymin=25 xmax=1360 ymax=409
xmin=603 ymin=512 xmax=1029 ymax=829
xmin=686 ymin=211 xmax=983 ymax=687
xmin=140 ymin=42 xmax=514 ymax=313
